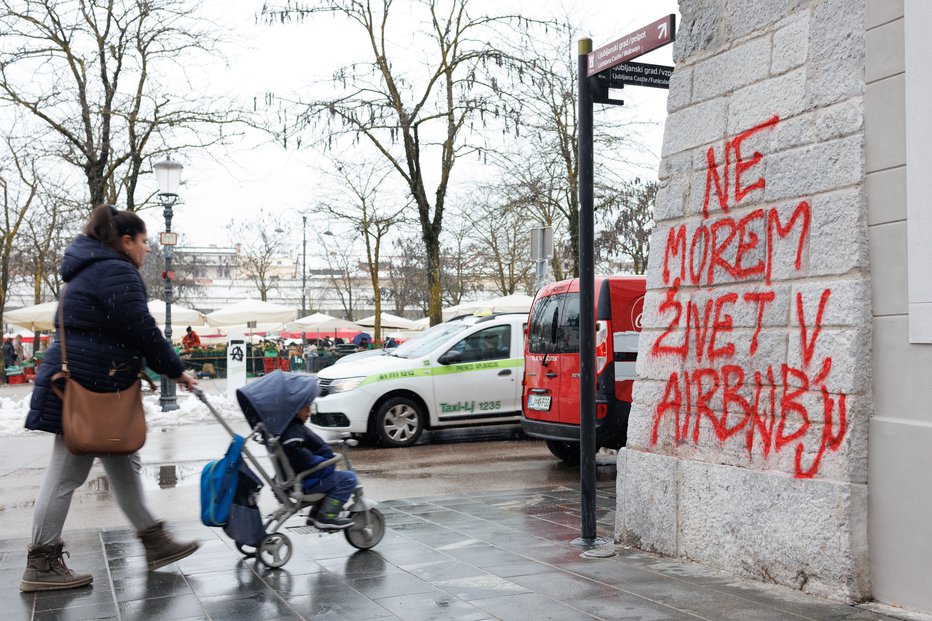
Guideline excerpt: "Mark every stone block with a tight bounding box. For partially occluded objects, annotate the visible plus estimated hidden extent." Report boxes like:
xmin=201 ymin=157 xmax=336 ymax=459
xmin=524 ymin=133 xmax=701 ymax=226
xmin=662 ymin=98 xmax=728 ymax=157
xmin=654 ymin=178 xmax=687 ymax=221
xmin=791 ymin=278 xmax=871 ymax=328
xmin=667 ymin=65 xmax=693 ymax=113
xmin=693 ymin=36 xmax=771 ymax=102
xmin=674 ymin=0 xmax=726 ymax=63
xmin=808 ymin=190 xmax=869 ymax=277
xmin=808 ymin=0 xmax=866 ymax=106
xmin=724 ymin=0 xmax=802 ymax=40
xmin=815 ymin=97 xmax=864 ymax=142
xmin=728 ymin=68 xmax=809 ymax=136
xmin=772 ymin=11 xmax=811 ymax=74
xmin=785 ymin=326 xmax=872 ymax=394
xmin=615 ymin=449 xmax=678 ymax=555
xmin=677 ymin=461 xmax=870 ymax=601
xmin=764 ymin=135 xmax=863 ymax=202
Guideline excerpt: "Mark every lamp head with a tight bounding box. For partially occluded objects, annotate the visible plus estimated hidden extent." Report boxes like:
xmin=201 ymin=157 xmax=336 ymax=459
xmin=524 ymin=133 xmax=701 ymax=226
xmin=153 ymin=157 xmax=183 ymax=196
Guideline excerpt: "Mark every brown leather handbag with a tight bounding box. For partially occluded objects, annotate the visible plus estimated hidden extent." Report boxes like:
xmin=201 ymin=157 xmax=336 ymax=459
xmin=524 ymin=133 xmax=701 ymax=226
xmin=51 ymin=291 xmax=153 ymax=456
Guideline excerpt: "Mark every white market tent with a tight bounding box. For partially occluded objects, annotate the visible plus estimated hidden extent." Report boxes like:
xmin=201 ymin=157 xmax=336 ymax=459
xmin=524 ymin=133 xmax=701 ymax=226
xmin=356 ymin=312 xmax=417 ymax=330
xmin=147 ymin=299 xmax=208 ymax=327
xmin=410 ymin=317 xmax=431 ymax=331
xmin=206 ymin=299 xmax=297 ymax=328
xmin=291 ymin=312 xmax=365 ymax=333
xmin=442 ymin=293 xmax=534 ymax=321
xmin=4 ymin=301 xmax=59 ymax=331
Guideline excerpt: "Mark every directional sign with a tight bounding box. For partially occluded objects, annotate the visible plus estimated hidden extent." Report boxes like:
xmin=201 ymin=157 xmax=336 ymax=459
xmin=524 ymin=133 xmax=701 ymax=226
xmin=595 ymin=61 xmax=673 ymax=90
xmin=587 ymin=14 xmax=676 ymax=77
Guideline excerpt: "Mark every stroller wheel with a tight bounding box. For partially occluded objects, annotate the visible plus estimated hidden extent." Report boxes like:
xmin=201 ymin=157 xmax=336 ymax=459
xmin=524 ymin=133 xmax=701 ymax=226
xmin=344 ymin=509 xmax=385 ymax=550
xmin=235 ymin=543 xmax=257 ymax=558
xmin=257 ymin=533 xmax=293 ymax=568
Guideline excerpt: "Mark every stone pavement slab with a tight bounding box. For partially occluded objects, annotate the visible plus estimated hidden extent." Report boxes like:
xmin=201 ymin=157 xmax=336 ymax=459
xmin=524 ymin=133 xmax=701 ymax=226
xmin=5 ymin=482 xmax=907 ymax=621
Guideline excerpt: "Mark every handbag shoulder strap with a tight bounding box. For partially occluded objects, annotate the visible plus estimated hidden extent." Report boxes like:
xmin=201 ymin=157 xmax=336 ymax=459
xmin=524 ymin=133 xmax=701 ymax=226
xmin=57 ymin=285 xmax=70 ymax=377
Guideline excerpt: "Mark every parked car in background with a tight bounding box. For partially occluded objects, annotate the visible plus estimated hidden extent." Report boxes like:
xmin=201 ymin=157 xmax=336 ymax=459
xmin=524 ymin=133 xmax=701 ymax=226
xmin=311 ymin=313 xmax=527 ymax=447
xmin=521 ymin=276 xmax=645 ymax=463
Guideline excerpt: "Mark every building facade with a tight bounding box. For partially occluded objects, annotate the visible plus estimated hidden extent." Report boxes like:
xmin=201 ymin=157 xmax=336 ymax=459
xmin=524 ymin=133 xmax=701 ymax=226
xmin=618 ymin=0 xmax=930 ymax=613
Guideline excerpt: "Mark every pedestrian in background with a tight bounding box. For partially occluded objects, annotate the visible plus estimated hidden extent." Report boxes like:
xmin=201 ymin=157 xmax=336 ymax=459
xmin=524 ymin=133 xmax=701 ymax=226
xmin=2 ymin=337 xmax=16 ymax=368
xmin=14 ymin=334 xmax=26 ymax=362
xmin=21 ymin=204 xmax=200 ymax=593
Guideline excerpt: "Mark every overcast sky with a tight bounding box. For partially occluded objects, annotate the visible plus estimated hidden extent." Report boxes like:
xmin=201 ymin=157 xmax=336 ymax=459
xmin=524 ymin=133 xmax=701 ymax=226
xmin=144 ymin=0 xmax=680 ymax=250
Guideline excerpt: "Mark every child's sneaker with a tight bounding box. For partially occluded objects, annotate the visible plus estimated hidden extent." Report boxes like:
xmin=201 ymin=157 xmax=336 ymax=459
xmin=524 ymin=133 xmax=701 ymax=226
xmin=310 ymin=512 xmax=354 ymax=530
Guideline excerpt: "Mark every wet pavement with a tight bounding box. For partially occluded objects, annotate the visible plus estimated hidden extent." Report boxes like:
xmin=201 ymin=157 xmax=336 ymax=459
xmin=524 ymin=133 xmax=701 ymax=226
xmin=0 ymin=381 xmax=919 ymax=620
xmin=3 ymin=482 xmax=909 ymax=621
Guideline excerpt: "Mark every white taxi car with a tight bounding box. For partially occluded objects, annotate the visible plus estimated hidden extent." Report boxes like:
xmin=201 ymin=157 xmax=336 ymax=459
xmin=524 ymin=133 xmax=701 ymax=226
xmin=311 ymin=313 xmax=527 ymax=447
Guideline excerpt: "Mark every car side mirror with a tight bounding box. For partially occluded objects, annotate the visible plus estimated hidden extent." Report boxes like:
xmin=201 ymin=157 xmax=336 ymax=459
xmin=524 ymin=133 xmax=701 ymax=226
xmin=438 ymin=350 xmax=462 ymax=365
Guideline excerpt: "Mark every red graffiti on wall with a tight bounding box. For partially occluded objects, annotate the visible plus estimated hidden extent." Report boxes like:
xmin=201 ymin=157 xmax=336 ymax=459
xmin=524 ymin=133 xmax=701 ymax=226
xmin=649 ymin=115 xmax=848 ymax=479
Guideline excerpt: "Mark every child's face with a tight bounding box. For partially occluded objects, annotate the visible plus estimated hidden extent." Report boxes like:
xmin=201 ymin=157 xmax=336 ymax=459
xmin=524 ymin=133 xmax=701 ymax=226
xmin=296 ymin=405 xmax=311 ymax=424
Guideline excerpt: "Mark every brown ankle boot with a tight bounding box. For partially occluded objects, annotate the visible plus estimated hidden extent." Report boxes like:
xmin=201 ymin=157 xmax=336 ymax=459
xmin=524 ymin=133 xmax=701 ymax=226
xmin=20 ymin=540 xmax=93 ymax=592
xmin=137 ymin=521 xmax=199 ymax=571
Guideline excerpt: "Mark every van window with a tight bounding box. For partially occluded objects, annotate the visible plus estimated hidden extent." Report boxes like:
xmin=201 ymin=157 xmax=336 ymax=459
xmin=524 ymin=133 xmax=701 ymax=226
xmin=446 ymin=325 xmax=512 ymax=362
xmin=528 ymin=293 xmax=581 ymax=354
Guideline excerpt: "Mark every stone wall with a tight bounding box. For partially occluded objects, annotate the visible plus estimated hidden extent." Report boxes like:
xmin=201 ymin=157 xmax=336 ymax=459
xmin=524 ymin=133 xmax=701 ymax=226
xmin=616 ymin=0 xmax=871 ymax=602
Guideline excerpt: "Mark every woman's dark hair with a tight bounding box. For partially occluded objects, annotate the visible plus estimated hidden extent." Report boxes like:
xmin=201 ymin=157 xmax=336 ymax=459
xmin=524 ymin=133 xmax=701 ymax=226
xmin=84 ymin=204 xmax=146 ymax=252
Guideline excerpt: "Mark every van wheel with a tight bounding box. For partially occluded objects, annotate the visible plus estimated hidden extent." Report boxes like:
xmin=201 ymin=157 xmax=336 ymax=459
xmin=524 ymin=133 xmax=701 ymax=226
xmin=545 ymin=440 xmax=580 ymax=465
xmin=370 ymin=397 xmax=424 ymax=447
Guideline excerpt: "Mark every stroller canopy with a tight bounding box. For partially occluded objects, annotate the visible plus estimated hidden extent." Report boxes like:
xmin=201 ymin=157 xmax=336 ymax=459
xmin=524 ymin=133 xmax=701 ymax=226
xmin=236 ymin=370 xmax=320 ymax=436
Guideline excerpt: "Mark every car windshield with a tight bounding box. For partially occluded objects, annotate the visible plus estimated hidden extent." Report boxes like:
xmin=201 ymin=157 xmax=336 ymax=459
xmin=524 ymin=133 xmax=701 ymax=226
xmin=392 ymin=321 xmax=470 ymax=358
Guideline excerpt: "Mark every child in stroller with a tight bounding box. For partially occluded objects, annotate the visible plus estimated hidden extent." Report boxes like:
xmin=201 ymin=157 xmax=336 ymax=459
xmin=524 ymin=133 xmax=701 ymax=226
xmin=282 ymin=400 xmax=357 ymax=529
xmin=196 ymin=370 xmax=383 ymax=569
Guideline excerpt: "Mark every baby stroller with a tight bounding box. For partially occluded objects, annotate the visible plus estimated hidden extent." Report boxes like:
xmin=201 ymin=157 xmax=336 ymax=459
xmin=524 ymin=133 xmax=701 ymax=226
xmin=194 ymin=371 xmax=384 ymax=568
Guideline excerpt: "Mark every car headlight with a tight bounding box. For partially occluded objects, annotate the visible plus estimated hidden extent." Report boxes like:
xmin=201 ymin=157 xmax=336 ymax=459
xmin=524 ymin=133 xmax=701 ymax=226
xmin=327 ymin=376 xmax=366 ymax=394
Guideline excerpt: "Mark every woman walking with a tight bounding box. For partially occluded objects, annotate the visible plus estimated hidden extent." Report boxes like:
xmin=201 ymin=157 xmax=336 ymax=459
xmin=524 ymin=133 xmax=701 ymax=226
xmin=21 ymin=205 xmax=199 ymax=592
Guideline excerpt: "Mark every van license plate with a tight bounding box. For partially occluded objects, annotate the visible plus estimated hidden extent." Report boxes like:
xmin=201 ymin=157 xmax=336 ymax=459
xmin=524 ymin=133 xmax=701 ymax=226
xmin=527 ymin=395 xmax=551 ymax=411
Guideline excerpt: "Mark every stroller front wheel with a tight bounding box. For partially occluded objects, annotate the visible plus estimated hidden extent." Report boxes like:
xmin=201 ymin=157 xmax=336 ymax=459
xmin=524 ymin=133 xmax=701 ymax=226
xmin=344 ymin=509 xmax=385 ymax=550
xmin=258 ymin=532 xmax=293 ymax=568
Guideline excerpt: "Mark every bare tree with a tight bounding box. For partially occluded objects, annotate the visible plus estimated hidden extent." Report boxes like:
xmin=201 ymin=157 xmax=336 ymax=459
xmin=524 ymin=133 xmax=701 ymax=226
xmin=317 ymin=231 xmax=362 ymax=321
xmin=0 ymin=0 xmax=241 ymax=209
xmin=227 ymin=213 xmax=283 ymax=301
xmin=261 ymin=0 xmax=542 ymax=325
xmin=461 ymin=187 xmax=534 ymax=296
xmin=0 ymin=132 xmax=38 ymax=323
xmin=315 ymin=162 xmax=407 ymax=341
xmin=438 ymin=216 xmax=484 ymax=307
xmin=385 ymin=235 xmax=429 ymax=316
xmin=595 ymin=179 xmax=656 ymax=275
xmin=496 ymin=22 xmax=655 ymax=277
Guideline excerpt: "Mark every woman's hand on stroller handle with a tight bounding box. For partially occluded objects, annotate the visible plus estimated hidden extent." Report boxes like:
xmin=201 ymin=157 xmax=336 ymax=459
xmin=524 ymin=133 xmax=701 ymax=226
xmin=173 ymin=371 xmax=197 ymax=391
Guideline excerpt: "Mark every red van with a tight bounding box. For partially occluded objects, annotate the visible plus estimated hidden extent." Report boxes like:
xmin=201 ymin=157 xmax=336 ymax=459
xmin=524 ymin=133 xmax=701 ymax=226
xmin=521 ymin=276 xmax=645 ymax=463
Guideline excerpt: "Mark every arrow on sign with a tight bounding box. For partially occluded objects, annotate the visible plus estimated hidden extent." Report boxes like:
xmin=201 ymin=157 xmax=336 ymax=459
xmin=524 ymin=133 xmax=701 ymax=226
xmin=658 ymin=22 xmax=668 ymax=38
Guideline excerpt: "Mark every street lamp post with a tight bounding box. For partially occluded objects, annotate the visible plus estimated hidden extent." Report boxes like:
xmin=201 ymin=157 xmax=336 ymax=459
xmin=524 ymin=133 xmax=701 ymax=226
xmin=277 ymin=212 xmax=308 ymax=351
xmin=153 ymin=156 xmax=183 ymax=412
xmin=300 ymin=214 xmax=307 ymax=347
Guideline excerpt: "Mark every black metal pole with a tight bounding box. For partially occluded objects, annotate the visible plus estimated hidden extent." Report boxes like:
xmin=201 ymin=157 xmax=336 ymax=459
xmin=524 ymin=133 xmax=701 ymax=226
xmin=159 ymin=196 xmax=179 ymax=411
xmin=301 ymin=214 xmax=307 ymax=350
xmin=577 ymin=37 xmax=597 ymax=545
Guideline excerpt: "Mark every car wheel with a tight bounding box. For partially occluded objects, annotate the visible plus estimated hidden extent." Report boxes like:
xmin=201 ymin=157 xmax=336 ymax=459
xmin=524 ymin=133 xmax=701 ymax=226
xmin=545 ymin=439 xmax=580 ymax=465
xmin=370 ymin=396 xmax=424 ymax=447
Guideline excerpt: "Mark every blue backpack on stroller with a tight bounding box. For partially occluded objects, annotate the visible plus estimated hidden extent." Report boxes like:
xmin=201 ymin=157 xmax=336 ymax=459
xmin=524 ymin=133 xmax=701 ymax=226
xmin=200 ymin=435 xmax=244 ymax=527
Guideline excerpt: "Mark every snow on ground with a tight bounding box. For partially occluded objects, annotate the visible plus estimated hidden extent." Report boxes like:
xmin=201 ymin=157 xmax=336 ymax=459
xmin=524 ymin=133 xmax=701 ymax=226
xmin=0 ymin=388 xmax=244 ymax=437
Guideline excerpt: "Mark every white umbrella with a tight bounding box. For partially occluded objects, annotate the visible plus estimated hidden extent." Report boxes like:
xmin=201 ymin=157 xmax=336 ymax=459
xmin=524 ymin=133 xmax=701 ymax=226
xmin=147 ymin=299 xmax=207 ymax=327
xmin=356 ymin=312 xmax=417 ymax=330
xmin=4 ymin=301 xmax=58 ymax=331
xmin=291 ymin=312 xmax=364 ymax=332
xmin=206 ymin=299 xmax=297 ymax=328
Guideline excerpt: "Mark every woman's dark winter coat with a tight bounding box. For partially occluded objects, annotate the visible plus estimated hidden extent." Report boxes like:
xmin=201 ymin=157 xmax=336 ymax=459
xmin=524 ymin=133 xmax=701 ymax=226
xmin=25 ymin=235 xmax=186 ymax=434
